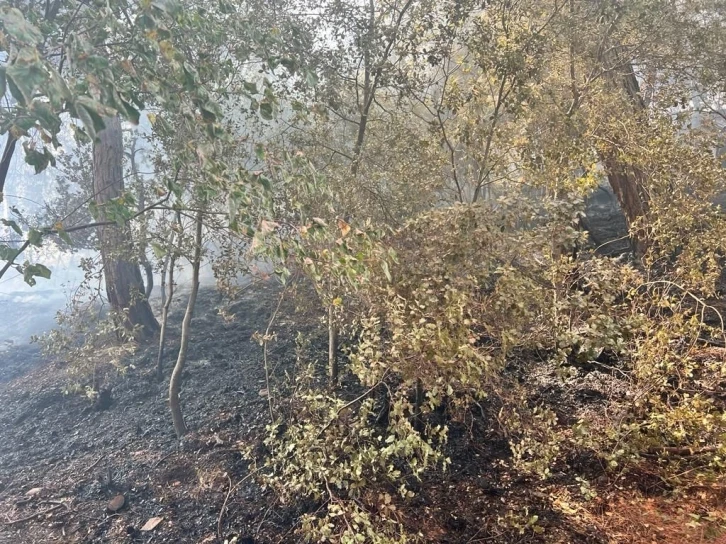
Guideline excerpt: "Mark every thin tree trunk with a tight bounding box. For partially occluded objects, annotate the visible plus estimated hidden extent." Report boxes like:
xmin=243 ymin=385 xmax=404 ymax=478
xmin=137 ymin=184 xmax=154 ymax=298
xmin=157 ymin=251 xmax=176 ymax=381
xmin=325 ymin=0 xmax=414 ymax=379
xmin=169 ymin=209 xmax=203 ymax=438
xmin=413 ymin=378 xmax=424 ymax=432
xmin=93 ymin=116 xmax=158 ymax=339
xmin=0 ymin=135 xmax=17 ymax=196
xmin=328 ymin=304 xmax=338 ymax=386
xmin=157 ymin=212 xmax=181 ymax=381
xmin=129 ymin=140 xmax=154 ymax=297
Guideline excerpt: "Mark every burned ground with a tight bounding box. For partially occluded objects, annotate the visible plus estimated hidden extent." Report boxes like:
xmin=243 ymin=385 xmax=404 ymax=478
xmin=1 ymin=282 xmax=725 ymax=543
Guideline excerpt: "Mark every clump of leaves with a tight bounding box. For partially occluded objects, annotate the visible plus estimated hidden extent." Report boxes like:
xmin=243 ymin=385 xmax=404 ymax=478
xmin=34 ymin=257 xmax=139 ymax=394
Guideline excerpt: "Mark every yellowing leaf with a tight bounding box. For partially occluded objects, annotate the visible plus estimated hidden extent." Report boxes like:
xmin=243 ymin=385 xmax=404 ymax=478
xmin=140 ymin=517 xmax=163 ymax=531
xmin=337 ymin=218 xmax=351 ymax=237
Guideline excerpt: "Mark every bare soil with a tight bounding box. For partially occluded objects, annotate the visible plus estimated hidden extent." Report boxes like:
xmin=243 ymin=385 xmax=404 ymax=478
xmin=1 ymin=281 xmax=725 ymax=543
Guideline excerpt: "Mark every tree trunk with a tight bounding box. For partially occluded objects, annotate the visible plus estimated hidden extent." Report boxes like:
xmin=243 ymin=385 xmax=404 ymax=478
xmin=328 ymin=313 xmax=339 ymax=386
xmin=599 ymin=53 xmax=650 ymax=253
xmin=169 ymin=209 xmax=203 ymax=438
xmin=156 ymin=248 xmax=176 ymax=381
xmin=602 ymin=155 xmax=649 ymax=253
xmin=136 ymin=185 xmax=154 ymax=298
xmin=413 ymin=378 xmax=424 ymax=432
xmin=93 ymin=116 xmax=159 ymax=339
xmin=129 ymin=139 xmax=154 ymax=298
xmin=157 ymin=212 xmax=181 ymax=382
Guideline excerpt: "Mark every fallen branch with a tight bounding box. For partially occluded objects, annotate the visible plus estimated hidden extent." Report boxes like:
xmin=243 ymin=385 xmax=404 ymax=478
xmin=646 ymin=445 xmax=720 ymax=457
xmin=316 ymin=370 xmax=390 ymax=439
xmin=3 ymin=502 xmax=66 ymax=526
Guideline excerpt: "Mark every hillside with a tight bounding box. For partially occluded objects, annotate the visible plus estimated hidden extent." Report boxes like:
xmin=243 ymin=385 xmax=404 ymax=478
xmin=1 ymin=282 xmax=725 ymax=543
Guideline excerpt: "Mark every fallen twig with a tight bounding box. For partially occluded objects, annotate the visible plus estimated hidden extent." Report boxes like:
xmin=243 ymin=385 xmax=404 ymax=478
xmin=153 ymin=452 xmax=176 ymax=468
xmin=216 ymin=467 xmax=261 ymax=539
xmin=217 ymin=473 xmax=233 ymax=539
xmin=3 ymin=503 xmax=65 ymax=526
xmin=86 ymin=454 xmax=106 ymax=471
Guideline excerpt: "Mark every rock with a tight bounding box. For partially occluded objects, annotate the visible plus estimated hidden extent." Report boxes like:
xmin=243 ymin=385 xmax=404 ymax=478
xmin=25 ymin=487 xmax=45 ymax=498
xmin=258 ymin=389 xmax=268 ymax=397
xmin=140 ymin=516 xmax=163 ymax=531
xmin=107 ymin=494 xmax=125 ymax=512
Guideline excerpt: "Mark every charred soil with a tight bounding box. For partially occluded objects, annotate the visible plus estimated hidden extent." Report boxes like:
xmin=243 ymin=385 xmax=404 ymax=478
xmin=1 ymin=282 xmax=725 ymax=543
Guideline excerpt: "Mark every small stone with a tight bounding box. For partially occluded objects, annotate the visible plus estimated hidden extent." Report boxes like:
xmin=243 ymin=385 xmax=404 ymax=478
xmin=140 ymin=516 xmax=163 ymax=531
xmin=107 ymin=494 xmax=125 ymax=512
xmin=25 ymin=487 xmax=45 ymax=498
xmin=258 ymin=389 xmax=268 ymax=397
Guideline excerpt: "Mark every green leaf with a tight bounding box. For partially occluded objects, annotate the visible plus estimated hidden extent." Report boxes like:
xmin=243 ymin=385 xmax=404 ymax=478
xmin=22 ymin=142 xmax=54 ymax=174
xmin=257 ymin=175 xmax=271 ymax=192
xmin=304 ymin=69 xmax=319 ymax=88
xmin=1 ymin=219 xmax=21 ymax=235
xmin=381 ymin=260 xmax=392 ymax=282
xmin=6 ymin=48 xmax=47 ymax=105
xmin=30 ymin=100 xmax=61 ymax=134
xmin=279 ymin=58 xmax=297 ymax=73
xmin=74 ymin=96 xmax=113 ymax=140
xmin=243 ymin=81 xmax=258 ymax=94
xmin=259 ymin=100 xmax=273 ymax=120
xmin=0 ymin=7 xmax=43 ymax=45
xmin=152 ymin=0 xmax=182 ymax=16
xmin=151 ymin=242 xmax=168 ymax=259
xmin=58 ymin=229 xmax=72 ymax=246
xmin=218 ymin=0 xmax=235 ymax=14
xmin=23 ymin=262 xmax=51 ymax=286
xmin=45 ymin=66 xmax=71 ymax=110
xmin=118 ymin=95 xmax=141 ymax=125
xmin=27 ymin=229 xmax=43 ymax=247
xmin=255 ymin=143 xmax=265 ymax=161
xmin=88 ymin=201 xmax=99 ymax=220
xmin=0 ymin=244 xmax=17 ymax=261
xmin=199 ymin=101 xmax=218 ymax=123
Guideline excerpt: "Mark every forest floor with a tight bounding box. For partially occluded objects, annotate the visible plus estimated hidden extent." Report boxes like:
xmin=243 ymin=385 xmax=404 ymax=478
xmin=1 ymin=281 xmax=726 ymax=543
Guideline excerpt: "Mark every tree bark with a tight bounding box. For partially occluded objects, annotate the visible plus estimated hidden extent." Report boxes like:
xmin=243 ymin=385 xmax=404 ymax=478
xmin=169 ymin=209 xmax=203 ymax=438
xmin=93 ymin=116 xmax=159 ymax=339
xmin=602 ymin=154 xmax=649 ymax=253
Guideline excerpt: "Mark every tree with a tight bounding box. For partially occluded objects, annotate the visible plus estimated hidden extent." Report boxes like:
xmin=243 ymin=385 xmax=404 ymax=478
xmin=126 ymin=135 xmax=154 ymax=298
xmin=168 ymin=208 xmax=203 ymax=438
xmin=93 ymin=116 xmax=158 ymax=339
